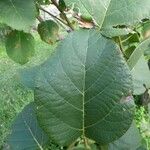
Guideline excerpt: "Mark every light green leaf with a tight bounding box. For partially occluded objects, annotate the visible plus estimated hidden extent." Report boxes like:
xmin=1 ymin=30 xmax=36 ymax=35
xmin=80 ymin=0 xmax=150 ymax=28
xmin=109 ymin=122 xmax=142 ymax=150
xmin=65 ymin=0 xmax=150 ymax=36
xmin=127 ymin=38 xmax=150 ymax=70
xmin=38 ymin=20 xmax=59 ymax=44
xmin=64 ymin=0 xmax=89 ymax=16
xmin=5 ymin=30 xmax=35 ymax=65
xmin=101 ymin=28 xmax=133 ymax=38
xmin=0 ymin=0 xmax=36 ymax=31
xmin=131 ymin=56 xmax=150 ymax=95
xmin=5 ymin=102 xmax=48 ymax=150
xmin=34 ymin=30 xmax=133 ymax=146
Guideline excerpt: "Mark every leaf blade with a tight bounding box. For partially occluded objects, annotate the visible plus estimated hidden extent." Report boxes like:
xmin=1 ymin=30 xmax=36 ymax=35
xmin=0 ymin=0 xmax=36 ymax=31
xmin=34 ymin=29 xmax=133 ymax=146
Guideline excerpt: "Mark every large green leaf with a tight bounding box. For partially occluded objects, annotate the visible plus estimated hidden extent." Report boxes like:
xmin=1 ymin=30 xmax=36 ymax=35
xmin=109 ymin=122 xmax=142 ymax=150
xmin=38 ymin=20 xmax=59 ymax=45
xmin=5 ymin=102 xmax=48 ymax=150
xmin=0 ymin=0 xmax=36 ymax=31
xmin=5 ymin=30 xmax=35 ymax=65
xmin=34 ymin=29 xmax=133 ymax=146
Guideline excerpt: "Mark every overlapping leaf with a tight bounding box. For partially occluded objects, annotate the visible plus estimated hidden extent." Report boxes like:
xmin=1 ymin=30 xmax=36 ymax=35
xmin=34 ymin=29 xmax=133 ymax=146
xmin=131 ymin=56 xmax=150 ymax=95
xmin=65 ymin=0 xmax=150 ymax=36
xmin=0 ymin=0 xmax=36 ymax=31
xmin=5 ymin=103 xmax=48 ymax=150
xmin=127 ymin=38 xmax=150 ymax=95
xmin=38 ymin=20 xmax=59 ymax=45
xmin=5 ymin=30 xmax=35 ymax=65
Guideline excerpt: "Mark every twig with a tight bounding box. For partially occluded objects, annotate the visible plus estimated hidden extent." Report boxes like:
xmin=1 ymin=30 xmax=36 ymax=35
xmin=37 ymin=4 xmax=69 ymax=27
xmin=36 ymin=16 xmax=43 ymax=22
xmin=51 ymin=0 xmax=74 ymax=30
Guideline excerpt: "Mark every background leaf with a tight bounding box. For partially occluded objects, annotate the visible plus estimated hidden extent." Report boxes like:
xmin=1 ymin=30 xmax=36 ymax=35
xmin=34 ymin=29 xmax=133 ymax=146
xmin=5 ymin=30 xmax=35 ymax=65
xmin=38 ymin=20 xmax=59 ymax=45
xmin=0 ymin=0 xmax=36 ymax=31
xmin=131 ymin=56 xmax=150 ymax=95
xmin=4 ymin=102 xmax=48 ymax=150
xmin=127 ymin=38 xmax=150 ymax=70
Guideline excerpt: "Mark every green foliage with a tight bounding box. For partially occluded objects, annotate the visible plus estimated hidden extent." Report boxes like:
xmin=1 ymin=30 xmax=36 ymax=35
xmin=34 ymin=30 xmax=133 ymax=146
xmin=109 ymin=122 xmax=142 ymax=150
xmin=0 ymin=0 xmax=36 ymax=31
xmin=131 ymin=56 xmax=150 ymax=95
xmin=0 ymin=34 xmax=54 ymax=148
xmin=5 ymin=30 xmax=35 ymax=65
xmin=59 ymin=0 xmax=67 ymax=11
xmin=0 ymin=0 xmax=150 ymax=149
xmin=5 ymin=103 xmax=48 ymax=150
xmin=65 ymin=0 xmax=150 ymax=35
xmin=38 ymin=20 xmax=59 ymax=44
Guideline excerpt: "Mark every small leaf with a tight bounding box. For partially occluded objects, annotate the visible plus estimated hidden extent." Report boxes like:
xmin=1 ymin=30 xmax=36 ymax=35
xmin=34 ymin=29 xmax=133 ymax=146
xmin=59 ymin=0 xmax=67 ymax=11
xmin=38 ymin=20 xmax=59 ymax=44
xmin=0 ymin=0 xmax=36 ymax=31
xmin=5 ymin=30 xmax=35 ymax=65
xmin=4 ymin=102 xmax=48 ymax=150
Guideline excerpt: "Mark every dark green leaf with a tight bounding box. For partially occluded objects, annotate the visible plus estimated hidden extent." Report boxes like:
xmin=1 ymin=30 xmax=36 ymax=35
xmin=34 ymin=30 xmax=133 ymax=146
xmin=4 ymin=102 xmax=48 ymax=150
xmin=38 ymin=20 xmax=59 ymax=44
xmin=5 ymin=30 xmax=35 ymax=65
xmin=59 ymin=0 xmax=67 ymax=11
xmin=0 ymin=0 xmax=36 ymax=31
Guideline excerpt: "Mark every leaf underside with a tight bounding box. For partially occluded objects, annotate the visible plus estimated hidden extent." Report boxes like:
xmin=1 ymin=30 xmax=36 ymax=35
xmin=34 ymin=29 xmax=133 ymax=146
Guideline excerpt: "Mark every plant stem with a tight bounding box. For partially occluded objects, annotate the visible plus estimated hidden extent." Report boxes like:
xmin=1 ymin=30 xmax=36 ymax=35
xmin=118 ymin=36 xmax=128 ymax=59
xmin=51 ymin=0 xmax=74 ymax=30
xmin=37 ymin=4 xmax=68 ymax=27
xmin=83 ymin=137 xmax=91 ymax=150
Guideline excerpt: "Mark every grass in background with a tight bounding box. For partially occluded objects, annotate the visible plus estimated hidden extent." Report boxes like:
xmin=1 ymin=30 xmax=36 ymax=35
xmin=135 ymin=106 xmax=150 ymax=149
xmin=0 ymin=34 xmax=55 ymax=148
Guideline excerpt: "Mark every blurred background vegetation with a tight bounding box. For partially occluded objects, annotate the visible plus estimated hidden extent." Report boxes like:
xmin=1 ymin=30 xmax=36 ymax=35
xmin=0 ymin=34 xmax=56 ymax=149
